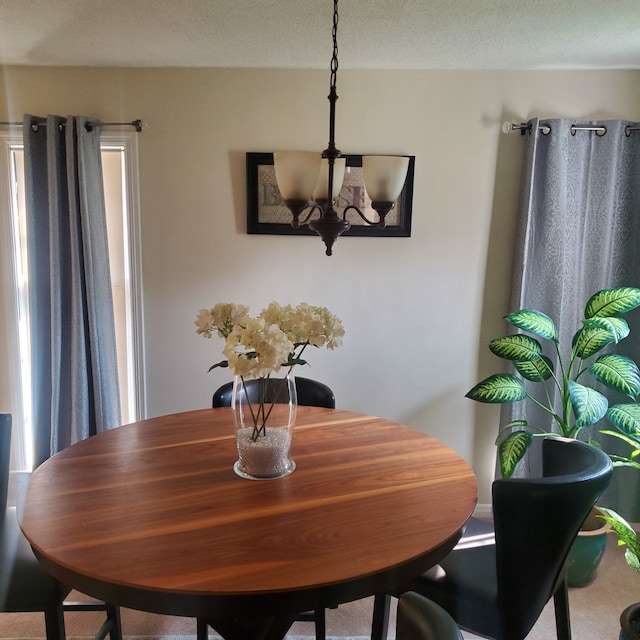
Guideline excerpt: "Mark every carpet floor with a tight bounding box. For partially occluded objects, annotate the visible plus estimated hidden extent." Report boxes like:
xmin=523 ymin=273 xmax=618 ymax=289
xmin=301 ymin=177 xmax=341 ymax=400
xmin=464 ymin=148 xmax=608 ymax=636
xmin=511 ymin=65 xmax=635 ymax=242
xmin=0 ymin=596 xmax=393 ymax=640
xmin=0 ymin=535 xmax=635 ymax=639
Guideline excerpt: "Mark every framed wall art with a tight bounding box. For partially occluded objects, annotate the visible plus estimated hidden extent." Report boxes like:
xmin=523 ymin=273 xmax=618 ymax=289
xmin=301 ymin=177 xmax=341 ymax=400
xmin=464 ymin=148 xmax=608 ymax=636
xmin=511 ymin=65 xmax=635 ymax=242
xmin=246 ymin=152 xmax=415 ymax=237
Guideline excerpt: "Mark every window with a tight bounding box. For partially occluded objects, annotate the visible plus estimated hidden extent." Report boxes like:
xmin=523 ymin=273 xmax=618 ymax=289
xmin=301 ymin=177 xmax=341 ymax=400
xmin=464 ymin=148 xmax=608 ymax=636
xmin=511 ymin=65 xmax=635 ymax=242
xmin=0 ymin=130 xmax=145 ymax=470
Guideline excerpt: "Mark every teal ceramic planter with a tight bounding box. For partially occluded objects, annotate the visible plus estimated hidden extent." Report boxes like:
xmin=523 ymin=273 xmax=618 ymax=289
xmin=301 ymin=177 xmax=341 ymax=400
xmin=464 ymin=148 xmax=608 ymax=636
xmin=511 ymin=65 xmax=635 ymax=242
xmin=566 ymin=507 xmax=610 ymax=587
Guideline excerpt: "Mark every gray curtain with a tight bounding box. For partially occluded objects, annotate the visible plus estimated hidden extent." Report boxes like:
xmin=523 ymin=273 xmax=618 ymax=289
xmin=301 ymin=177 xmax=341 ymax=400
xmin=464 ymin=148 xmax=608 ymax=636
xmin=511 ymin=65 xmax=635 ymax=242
xmin=506 ymin=117 xmax=640 ymax=519
xmin=23 ymin=114 xmax=121 ymax=467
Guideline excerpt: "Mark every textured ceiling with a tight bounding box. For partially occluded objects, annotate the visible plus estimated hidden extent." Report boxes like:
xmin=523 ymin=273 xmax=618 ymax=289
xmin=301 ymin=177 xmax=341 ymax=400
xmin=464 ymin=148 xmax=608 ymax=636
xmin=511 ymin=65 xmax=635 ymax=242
xmin=1 ymin=0 xmax=640 ymax=70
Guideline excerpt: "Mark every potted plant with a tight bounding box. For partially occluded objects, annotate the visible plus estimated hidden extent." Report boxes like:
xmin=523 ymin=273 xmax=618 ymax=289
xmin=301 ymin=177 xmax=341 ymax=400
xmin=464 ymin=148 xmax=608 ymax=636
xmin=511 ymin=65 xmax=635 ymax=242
xmin=466 ymin=286 xmax=640 ymax=585
xmin=466 ymin=286 xmax=640 ymax=477
xmin=598 ymin=507 xmax=640 ymax=639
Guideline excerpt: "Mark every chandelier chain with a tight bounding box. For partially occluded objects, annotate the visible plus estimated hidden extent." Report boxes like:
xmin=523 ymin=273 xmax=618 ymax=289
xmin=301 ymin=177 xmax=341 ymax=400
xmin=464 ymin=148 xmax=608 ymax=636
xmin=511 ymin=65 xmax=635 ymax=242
xmin=330 ymin=0 xmax=339 ymax=93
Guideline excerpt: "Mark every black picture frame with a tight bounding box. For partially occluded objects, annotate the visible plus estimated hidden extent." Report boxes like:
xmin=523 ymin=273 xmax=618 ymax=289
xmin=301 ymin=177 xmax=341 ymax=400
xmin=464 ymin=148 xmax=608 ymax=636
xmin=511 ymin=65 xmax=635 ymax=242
xmin=246 ymin=152 xmax=415 ymax=237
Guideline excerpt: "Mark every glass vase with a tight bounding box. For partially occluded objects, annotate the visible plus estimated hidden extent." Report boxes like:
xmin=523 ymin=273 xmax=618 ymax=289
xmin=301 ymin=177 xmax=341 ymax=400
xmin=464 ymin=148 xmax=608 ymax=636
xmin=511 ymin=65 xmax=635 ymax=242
xmin=231 ymin=371 xmax=297 ymax=479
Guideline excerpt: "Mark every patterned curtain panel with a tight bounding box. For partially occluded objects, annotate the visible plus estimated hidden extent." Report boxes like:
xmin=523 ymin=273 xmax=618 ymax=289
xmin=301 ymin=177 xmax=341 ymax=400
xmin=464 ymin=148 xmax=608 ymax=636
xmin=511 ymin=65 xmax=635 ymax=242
xmin=23 ymin=114 xmax=121 ymax=467
xmin=505 ymin=118 xmax=640 ymax=519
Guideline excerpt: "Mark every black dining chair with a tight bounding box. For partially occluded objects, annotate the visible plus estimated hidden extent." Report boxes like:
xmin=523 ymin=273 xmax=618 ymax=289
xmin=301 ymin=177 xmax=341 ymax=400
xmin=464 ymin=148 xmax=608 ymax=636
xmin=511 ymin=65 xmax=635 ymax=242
xmin=0 ymin=413 xmax=122 ymax=640
xmin=396 ymin=592 xmax=463 ymax=640
xmin=372 ymin=437 xmax=613 ymax=640
xmin=212 ymin=375 xmax=335 ymax=410
xmin=203 ymin=376 xmax=335 ymax=640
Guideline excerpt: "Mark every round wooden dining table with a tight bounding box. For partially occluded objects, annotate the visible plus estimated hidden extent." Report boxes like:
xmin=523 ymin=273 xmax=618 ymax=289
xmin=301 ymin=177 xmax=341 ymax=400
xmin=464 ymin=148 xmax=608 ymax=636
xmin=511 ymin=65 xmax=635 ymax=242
xmin=19 ymin=407 xmax=477 ymax=640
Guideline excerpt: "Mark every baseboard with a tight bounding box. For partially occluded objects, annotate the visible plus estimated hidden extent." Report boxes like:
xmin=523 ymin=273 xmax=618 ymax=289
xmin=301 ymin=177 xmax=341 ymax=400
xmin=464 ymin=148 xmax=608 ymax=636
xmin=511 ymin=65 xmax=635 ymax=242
xmin=473 ymin=503 xmax=492 ymax=519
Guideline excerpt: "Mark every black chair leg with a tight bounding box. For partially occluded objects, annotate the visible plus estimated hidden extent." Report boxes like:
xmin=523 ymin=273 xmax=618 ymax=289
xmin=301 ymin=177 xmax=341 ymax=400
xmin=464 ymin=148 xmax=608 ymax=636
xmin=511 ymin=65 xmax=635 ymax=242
xmin=371 ymin=593 xmax=391 ymax=640
xmin=553 ymin=578 xmax=572 ymax=640
xmin=106 ymin=603 xmax=122 ymax=640
xmin=63 ymin=599 xmax=123 ymax=640
xmin=314 ymin=608 xmax=326 ymax=640
xmin=197 ymin=617 xmax=208 ymax=640
xmin=44 ymin=603 xmax=66 ymax=640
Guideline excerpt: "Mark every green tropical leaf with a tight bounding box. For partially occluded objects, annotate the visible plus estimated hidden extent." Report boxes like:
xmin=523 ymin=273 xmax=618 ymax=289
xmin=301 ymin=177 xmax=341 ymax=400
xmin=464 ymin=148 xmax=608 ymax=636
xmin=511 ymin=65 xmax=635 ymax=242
xmin=609 ymin=457 xmax=640 ymax=470
xmin=495 ymin=419 xmax=528 ymax=444
xmin=605 ymin=403 xmax=640 ymax=438
xmin=600 ymin=430 xmax=640 ymax=464
xmin=584 ymin=287 xmax=640 ymax=319
xmin=568 ymin=380 xmax=608 ymax=428
xmin=626 ymin=549 xmax=640 ymax=573
xmin=465 ymin=374 xmax=527 ymax=404
xmin=514 ymin=355 xmax=554 ymax=381
xmin=572 ymin=323 xmax=618 ymax=359
xmin=600 ymin=429 xmax=640 ymax=449
xmin=489 ymin=335 xmax=542 ymax=361
xmin=504 ymin=309 xmax=558 ymax=342
xmin=583 ymin=317 xmax=630 ymax=342
xmin=498 ymin=430 xmax=533 ymax=478
xmin=589 ymin=354 xmax=640 ymax=398
xmin=597 ymin=508 xmax=640 ymax=573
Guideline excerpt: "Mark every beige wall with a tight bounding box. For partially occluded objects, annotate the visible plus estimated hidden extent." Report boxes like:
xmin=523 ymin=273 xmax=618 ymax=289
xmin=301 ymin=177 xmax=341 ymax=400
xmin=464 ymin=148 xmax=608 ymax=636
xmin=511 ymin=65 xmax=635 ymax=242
xmin=1 ymin=66 xmax=639 ymax=501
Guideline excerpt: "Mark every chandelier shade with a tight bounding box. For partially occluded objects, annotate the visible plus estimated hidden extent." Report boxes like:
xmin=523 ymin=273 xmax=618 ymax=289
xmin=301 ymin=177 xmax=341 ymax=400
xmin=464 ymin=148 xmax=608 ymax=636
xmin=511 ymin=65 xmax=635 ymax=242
xmin=313 ymin=158 xmax=346 ymax=202
xmin=273 ymin=151 xmax=321 ymax=200
xmin=362 ymin=156 xmax=410 ymax=202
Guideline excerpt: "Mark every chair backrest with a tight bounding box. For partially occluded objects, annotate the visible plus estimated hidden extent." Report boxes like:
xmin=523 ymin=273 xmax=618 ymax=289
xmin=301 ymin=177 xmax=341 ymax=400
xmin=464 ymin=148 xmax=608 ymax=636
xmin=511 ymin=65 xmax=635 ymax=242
xmin=396 ymin=592 xmax=463 ymax=640
xmin=0 ymin=413 xmax=11 ymax=511
xmin=212 ymin=376 xmax=335 ymax=409
xmin=492 ymin=437 xmax=612 ymax=640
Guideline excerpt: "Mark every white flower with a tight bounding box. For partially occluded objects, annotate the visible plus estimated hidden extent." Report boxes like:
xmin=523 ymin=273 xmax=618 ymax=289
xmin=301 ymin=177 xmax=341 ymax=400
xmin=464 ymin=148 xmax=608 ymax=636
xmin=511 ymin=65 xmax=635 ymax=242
xmin=194 ymin=303 xmax=249 ymax=339
xmin=194 ymin=308 xmax=216 ymax=338
xmin=197 ymin=300 xmax=344 ymax=378
xmin=289 ymin=303 xmax=345 ymax=349
xmin=223 ymin=317 xmax=295 ymax=379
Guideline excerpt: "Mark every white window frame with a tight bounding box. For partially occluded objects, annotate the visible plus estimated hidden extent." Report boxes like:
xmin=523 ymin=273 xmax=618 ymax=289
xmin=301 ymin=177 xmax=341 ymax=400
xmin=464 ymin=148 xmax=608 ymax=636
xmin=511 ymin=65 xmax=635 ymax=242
xmin=0 ymin=130 xmax=29 ymax=468
xmin=100 ymin=131 xmax=147 ymax=426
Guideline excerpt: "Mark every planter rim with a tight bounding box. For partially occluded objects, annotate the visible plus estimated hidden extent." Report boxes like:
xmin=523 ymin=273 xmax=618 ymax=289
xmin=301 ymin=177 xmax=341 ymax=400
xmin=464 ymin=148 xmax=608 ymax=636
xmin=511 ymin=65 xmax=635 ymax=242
xmin=578 ymin=505 xmax=611 ymax=536
xmin=577 ymin=521 xmax=610 ymax=536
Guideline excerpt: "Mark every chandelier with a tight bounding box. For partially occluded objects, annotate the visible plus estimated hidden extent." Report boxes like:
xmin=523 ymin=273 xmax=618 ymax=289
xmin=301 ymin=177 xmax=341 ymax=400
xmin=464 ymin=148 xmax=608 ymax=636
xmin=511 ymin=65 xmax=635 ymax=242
xmin=273 ymin=0 xmax=410 ymax=256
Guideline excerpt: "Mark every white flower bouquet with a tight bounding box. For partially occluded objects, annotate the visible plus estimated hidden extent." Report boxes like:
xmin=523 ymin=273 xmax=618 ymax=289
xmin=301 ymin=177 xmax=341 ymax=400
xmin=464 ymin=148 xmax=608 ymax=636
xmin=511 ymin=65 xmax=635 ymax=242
xmin=195 ymin=302 xmax=344 ymax=443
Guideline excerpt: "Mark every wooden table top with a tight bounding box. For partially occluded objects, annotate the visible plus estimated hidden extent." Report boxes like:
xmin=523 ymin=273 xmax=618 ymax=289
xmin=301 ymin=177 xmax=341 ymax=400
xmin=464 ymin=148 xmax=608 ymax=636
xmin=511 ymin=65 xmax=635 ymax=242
xmin=20 ymin=407 xmax=477 ymax=618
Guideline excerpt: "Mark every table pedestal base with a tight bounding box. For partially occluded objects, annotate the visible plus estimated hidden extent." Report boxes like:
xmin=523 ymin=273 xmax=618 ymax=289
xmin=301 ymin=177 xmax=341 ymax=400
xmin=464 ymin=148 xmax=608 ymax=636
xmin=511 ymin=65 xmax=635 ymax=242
xmin=198 ymin=612 xmax=298 ymax=640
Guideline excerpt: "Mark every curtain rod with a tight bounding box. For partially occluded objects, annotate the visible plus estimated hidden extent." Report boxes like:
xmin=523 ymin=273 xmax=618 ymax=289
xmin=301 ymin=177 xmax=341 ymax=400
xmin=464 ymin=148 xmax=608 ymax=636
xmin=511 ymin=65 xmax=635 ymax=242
xmin=0 ymin=119 xmax=144 ymax=132
xmin=503 ymin=121 xmax=640 ymax=137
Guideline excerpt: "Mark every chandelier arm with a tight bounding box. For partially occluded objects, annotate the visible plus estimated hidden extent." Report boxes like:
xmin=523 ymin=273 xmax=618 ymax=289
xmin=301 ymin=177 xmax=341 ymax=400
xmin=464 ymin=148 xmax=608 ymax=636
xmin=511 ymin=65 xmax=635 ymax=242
xmin=342 ymin=203 xmax=396 ymax=229
xmin=342 ymin=204 xmax=378 ymax=226
xmin=297 ymin=204 xmax=324 ymax=226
